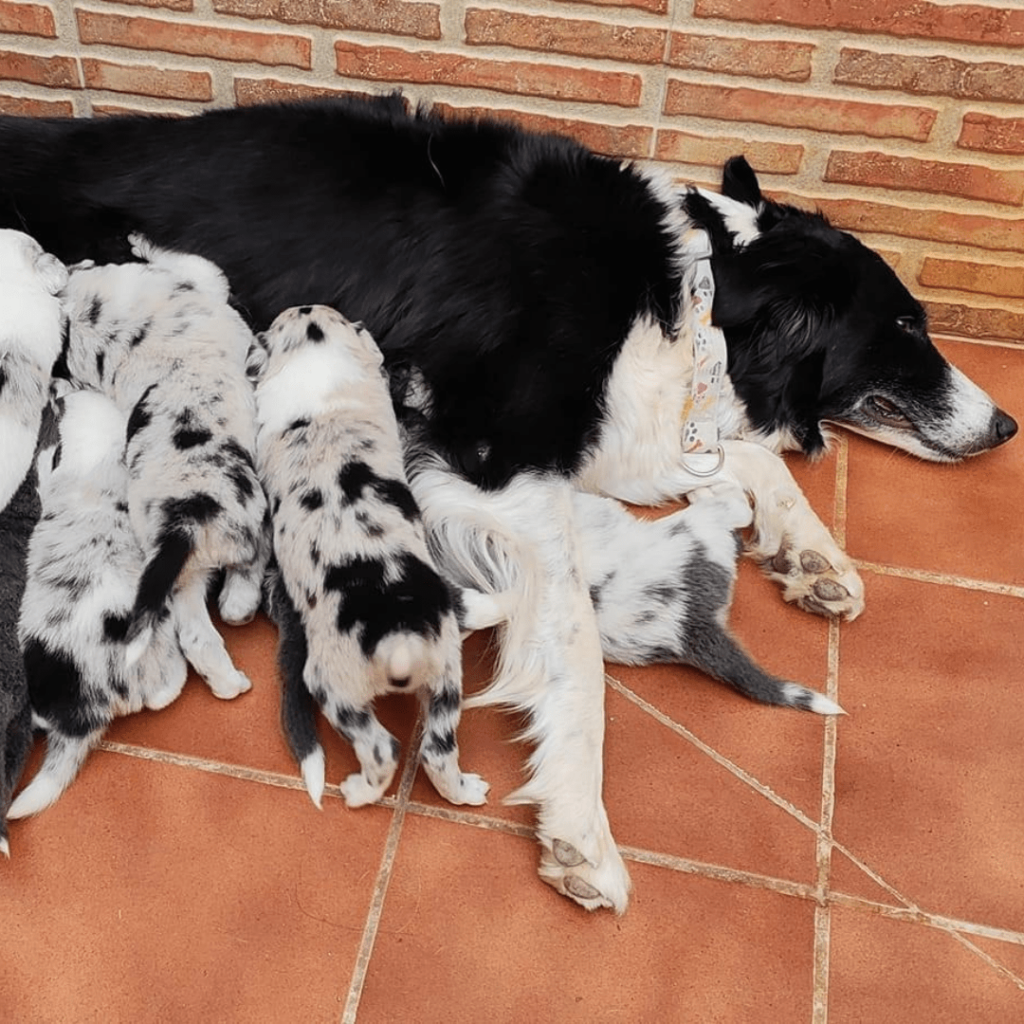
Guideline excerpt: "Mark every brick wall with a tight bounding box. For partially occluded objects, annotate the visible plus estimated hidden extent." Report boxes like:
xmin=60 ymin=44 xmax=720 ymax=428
xmin=2 ymin=0 xmax=1022 ymax=344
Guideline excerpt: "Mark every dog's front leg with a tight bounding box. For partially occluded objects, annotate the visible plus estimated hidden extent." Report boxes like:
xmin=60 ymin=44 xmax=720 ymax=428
xmin=710 ymin=440 xmax=865 ymax=620
xmin=465 ymin=478 xmax=630 ymax=913
xmin=320 ymin=698 xmax=400 ymax=808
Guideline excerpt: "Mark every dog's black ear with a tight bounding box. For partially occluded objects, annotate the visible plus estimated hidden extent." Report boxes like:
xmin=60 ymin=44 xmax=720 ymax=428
xmin=721 ymin=157 xmax=762 ymax=208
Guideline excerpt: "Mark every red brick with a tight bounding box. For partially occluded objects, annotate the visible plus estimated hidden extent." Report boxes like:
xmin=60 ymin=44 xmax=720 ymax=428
xmin=0 ymin=1 xmax=55 ymax=37
xmin=667 ymin=33 xmax=813 ymax=82
xmin=770 ymin=189 xmax=1024 ymax=253
xmin=0 ymin=91 xmax=73 ymax=116
xmin=825 ymin=150 xmax=1024 ymax=207
xmin=958 ymin=113 xmax=1024 ymax=156
xmin=92 ymin=103 xmax=186 ymax=117
xmin=654 ymin=129 xmax=803 ymax=174
xmin=235 ymin=76 xmax=375 ymax=106
xmin=834 ymin=49 xmax=1024 ymax=104
xmin=920 ymin=257 xmax=1024 ymax=300
xmin=663 ymin=81 xmax=935 ymax=141
xmin=213 ymin=0 xmax=440 ymax=40
xmin=0 ymin=49 xmax=80 ymax=88
xmin=923 ymin=300 xmax=1024 ymax=344
xmin=77 ymin=11 xmax=311 ymax=69
xmin=335 ymin=42 xmax=643 ymax=108
xmin=431 ymin=101 xmax=653 ymax=159
xmin=556 ymin=0 xmax=667 ymax=12
xmin=99 ymin=0 xmax=193 ymax=8
xmin=81 ymin=58 xmax=212 ymax=101
xmin=694 ymin=0 xmax=1024 ymax=48
xmin=464 ymin=9 xmax=665 ymax=65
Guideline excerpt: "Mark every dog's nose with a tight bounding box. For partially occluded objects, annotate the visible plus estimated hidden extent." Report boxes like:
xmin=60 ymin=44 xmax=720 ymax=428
xmin=991 ymin=408 xmax=1018 ymax=446
xmin=388 ymin=675 xmax=410 ymax=689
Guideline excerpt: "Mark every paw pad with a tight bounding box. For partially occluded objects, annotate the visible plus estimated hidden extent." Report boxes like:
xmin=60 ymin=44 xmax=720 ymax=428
xmin=552 ymin=839 xmax=586 ymax=867
xmin=813 ymin=579 xmax=849 ymax=602
xmin=799 ymin=549 xmax=831 ymax=573
xmin=564 ymin=875 xmax=602 ymax=901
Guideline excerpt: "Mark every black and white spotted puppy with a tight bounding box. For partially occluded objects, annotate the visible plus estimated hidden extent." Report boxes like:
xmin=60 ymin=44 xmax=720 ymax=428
xmin=575 ymin=485 xmax=842 ymax=713
xmin=0 ymin=228 xmax=67 ymax=513
xmin=252 ymin=305 xmax=503 ymax=809
xmin=61 ymin=235 xmax=269 ymax=700
xmin=8 ymin=387 xmax=188 ymax=820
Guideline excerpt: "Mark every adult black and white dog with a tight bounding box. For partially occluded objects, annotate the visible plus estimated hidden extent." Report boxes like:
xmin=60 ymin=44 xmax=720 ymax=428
xmin=0 ymin=94 xmax=1015 ymax=910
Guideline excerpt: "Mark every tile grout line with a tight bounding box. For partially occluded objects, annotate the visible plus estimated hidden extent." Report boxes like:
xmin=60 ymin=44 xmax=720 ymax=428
xmin=339 ymin=725 xmax=423 ymax=1024
xmin=855 ymin=559 xmax=1024 ymax=600
xmin=95 ymin=740 xmax=1024 ymax=959
xmin=811 ymin=433 xmax=849 ymax=1024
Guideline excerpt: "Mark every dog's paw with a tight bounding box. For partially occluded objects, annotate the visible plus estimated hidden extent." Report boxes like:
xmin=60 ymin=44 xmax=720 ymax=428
xmin=763 ymin=542 xmax=865 ymax=621
xmin=127 ymin=232 xmax=155 ymax=261
xmin=435 ymin=770 xmax=490 ymax=806
xmin=537 ymin=836 xmax=631 ymax=914
xmin=143 ymin=674 xmax=187 ymax=711
xmin=340 ymin=771 xmax=388 ymax=808
xmin=217 ymin=572 xmax=261 ymax=626
xmin=206 ymin=669 xmax=252 ymax=700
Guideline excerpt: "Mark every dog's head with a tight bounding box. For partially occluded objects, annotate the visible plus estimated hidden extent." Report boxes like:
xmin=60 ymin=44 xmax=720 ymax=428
xmin=256 ymin=304 xmax=385 ymax=380
xmin=683 ymin=158 xmax=1017 ymax=461
xmin=0 ymin=227 xmax=67 ymax=297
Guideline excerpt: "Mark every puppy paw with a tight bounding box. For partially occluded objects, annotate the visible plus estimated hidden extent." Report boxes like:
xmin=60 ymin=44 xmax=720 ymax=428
xmin=537 ymin=836 xmax=631 ymax=914
xmin=340 ymin=771 xmax=388 ymax=808
xmin=127 ymin=232 xmax=155 ymax=261
xmin=206 ymin=670 xmax=252 ymax=701
xmin=217 ymin=573 xmax=261 ymax=626
xmin=430 ymin=769 xmax=489 ymax=806
xmin=763 ymin=542 xmax=865 ymax=621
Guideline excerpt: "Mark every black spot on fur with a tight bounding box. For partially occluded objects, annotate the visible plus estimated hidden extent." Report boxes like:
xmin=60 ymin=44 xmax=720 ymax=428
xmin=126 ymin=383 xmax=157 ymax=443
xmin=172 ymin=409 xmax=213 ymax=450
xmin=428 ymin=687 xmax=460 ymax=717
xmin=306 ymin=320 xmax=325 ymax=342
xmin=338 ymin=461 xmax=419 ymax=521
xmin=87 ymin=295 xmax=102 ymax=325
xmin=285 ymin=417 xmax=310 ymax=433
xmin=95 ymin=349 xmax=105 ymax=380
xmin=299 ymin=488 xmax=323 ymax=511
xmin=51 ymin=441 xmax=62 ymax=470
xmin=22 ymin=638 xmax=100 ymax=738
xmin=115 ymin=501 xmax=129 ymax=514
xmin=272 ymin=495 xmax=281 ymax=516
xmin=324 ymin=552 xmax=451 ymax=657
xmin=333 ymin=704 xmax=372 ymax=732
xmin=102 ymin=612 xmax=132 ymax=643
xmin=173 ymin=280 xmax=195 ymax=293
xmin=298 ymin=306 xmax=312 ymax=315
xmin=425 ymin=729 xmax=456 ymax=756
xmin=309 ymin=542 xmax=320 ymax=566
xmin=220 ymin=438 xmax=257 ymax=502
xmin=162 ymin=492 xmax=222 ymax=526
xmin=128 ymin=318 xmax=152 ymax=348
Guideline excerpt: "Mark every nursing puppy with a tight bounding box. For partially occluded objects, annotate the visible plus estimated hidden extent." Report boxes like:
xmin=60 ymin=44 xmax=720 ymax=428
xmin=9 ymin=387 xmax=188 ymax=820
xmin=253 ymin=305 xmax=500 ymax=809
xmin=0 ymin=228 xmax=66 ymax=513
xmin=61 ymin=236 xmax=269 ymax=700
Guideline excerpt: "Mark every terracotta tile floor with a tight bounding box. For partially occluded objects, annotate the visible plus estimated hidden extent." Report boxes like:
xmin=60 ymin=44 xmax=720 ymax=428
xmin=4 ymin=337 xmax=1023 ymax=1022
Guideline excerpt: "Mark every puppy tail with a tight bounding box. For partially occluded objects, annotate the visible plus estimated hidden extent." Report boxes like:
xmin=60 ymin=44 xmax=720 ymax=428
xmin=7 ymin=731 xmax=94 ymax=820
xmin=453 ymin=586 xmax=513 ymax=634
xmin=269 ymin=572 xmax=325 ymax=809
xmin=125 ymin=528 xmax=194 ymax=667
xmin=693 ymin=627 xmax=844 ymax=715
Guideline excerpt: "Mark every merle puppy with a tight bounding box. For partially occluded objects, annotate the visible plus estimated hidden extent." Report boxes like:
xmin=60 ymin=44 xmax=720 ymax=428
xmin=61 ymin=236 xmax=269 ymax=700
xmin=253 ymin=305 xmax=504 ymax=809
xmin=9 ymin=387 xmax=188 ymax=821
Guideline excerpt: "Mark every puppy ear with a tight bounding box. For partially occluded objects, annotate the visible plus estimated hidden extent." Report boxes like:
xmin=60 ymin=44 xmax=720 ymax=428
xmin=246 ymin=336 xmax=269 ymax=381
xmin=721 ymin=157 xmax=762 ymax=208
xmin=35 ymin=250 xmax=68 ymax=295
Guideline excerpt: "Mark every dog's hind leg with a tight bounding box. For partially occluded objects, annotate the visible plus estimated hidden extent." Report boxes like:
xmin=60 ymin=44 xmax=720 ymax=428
xmin=318 ymin=695 xmax=399 ymax=808
xmin=172 ymin=573 xmax=252 ymax=700
xmin=417 ymin=651 xmax=489 ymax=806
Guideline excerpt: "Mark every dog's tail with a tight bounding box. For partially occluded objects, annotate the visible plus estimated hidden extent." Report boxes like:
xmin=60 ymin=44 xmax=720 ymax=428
xmin=6 ymin=729 xmax=96 ymax=820
xmin=125 ymin=528 xmax=194 ymax=667
xmin=269 ymin=572 xmax=325 ymax=808
xmin=452 ymin=586 xmax=513 ymax=635
xmin=693 ymin=625 xmax=843 ymax=714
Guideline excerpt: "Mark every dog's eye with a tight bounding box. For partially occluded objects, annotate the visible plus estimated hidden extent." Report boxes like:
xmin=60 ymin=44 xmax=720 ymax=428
xmin=895 ymin=316 xmax=918 ymax=333
xmin=866 ymin=395 xmax=910 ymax=426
